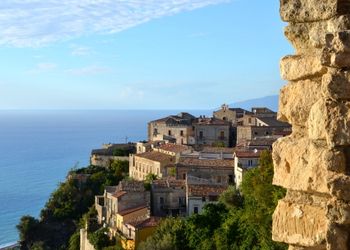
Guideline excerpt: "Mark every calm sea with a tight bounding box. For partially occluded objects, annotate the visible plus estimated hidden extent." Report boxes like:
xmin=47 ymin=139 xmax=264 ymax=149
xmin=0 ymin=110 xmax=210 ymax=247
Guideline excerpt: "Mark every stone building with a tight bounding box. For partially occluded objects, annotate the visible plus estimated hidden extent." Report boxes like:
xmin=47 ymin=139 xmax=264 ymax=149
xmin=186 ymin=182 xmax=227 ymax=216
xmin=129 ymin=151 xmax=175 ymax=181
xmin=236 ymin=120 xmax=291 ymax=145
xmin=233 ymin=149 xmax=262 ymax=188
xmin=193 ymin=117 xmax=231 ymax=147
xmin=176 ymin=157 xmax=234 ymax=185
xmin=213 ymin=104 xmax=249 ymax=125
xmin=148 ymin=112 xmax=196 ymax=145
xmin=90 ymin=143 xmax=135 ymax=168
xmin=94 ymin=180 xmax=150 ymax=236
xmin=151 ymin=178 xmax=186 ymax=217
xmin=119 ymin=217 xmax=161 ymax=250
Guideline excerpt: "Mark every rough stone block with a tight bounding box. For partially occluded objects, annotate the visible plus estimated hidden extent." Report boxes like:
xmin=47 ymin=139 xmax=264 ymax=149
xmin=326 ymin=224 xmax=350 ymax=250
xmin=285 ymin=15 xmax=350 ymax=54
xmin=280 ymin=55 xmax=327 ymax=81
xmin=272 ymin=198 xmax=327 ymax=247
xmin=326 ymin=30 xmax=350 ymax=53
xmin=327 ymin=200 xmax=350 ymax=224
xmin=280 ymin=0 xmax=350 ymax=22
xmin=329 ymin=175 xmax=350 ymax=201
xmin=278 ymin=79 xmax=322 ymax=126
xmin=322 ymin=50 xmax=350 ymax=68
xmin=322 ymin=70 xmax=350 ymax=100
xmin=308 ymin=99 xmax=350 ymax=146
xmin=273 ymin=135 xmax=345 ymax=193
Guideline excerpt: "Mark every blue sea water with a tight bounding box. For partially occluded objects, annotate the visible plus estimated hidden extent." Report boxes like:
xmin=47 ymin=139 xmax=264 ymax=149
xmin=0 ymin=110 xmax=210 ymax=246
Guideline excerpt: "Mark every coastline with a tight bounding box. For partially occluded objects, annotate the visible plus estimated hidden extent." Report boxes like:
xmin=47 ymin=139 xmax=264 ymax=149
xmin=0 ymin=242 xmax=19 ymax=250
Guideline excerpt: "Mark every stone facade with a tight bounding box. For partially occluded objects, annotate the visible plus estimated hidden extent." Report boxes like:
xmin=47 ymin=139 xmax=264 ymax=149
xmin=272 ymin=1 xmax=350 ymax=249
xmin=148 ymin=112 xmax=195 ymax=145
xmin=129 ymin=151 xmax=175 ymax=181
xmin=193 ymin=117 xmax=231 ymax=147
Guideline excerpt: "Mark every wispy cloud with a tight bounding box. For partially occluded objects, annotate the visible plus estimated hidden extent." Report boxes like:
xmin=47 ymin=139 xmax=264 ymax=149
xmin=189 ymin=32 xmax=210 ymax=38
xmin=70 ymin=45 xmax=92 ymax=56
xmin=0 ymin=0 xmax=229 ymax=47
xmin=65 ymin=65 xmax=110 ymax=76
xmin=26 ymin=62 xmax=57 ymax=74
xmin=118 ymin=86 xmax=145 ymax=101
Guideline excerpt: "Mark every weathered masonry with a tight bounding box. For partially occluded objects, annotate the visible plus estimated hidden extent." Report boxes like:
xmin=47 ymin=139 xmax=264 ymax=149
xmin=272 ymin=0 xmax=350 ymax=249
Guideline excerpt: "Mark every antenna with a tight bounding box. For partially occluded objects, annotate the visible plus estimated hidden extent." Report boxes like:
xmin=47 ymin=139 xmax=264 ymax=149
xmin=125 ymin=136 xmax=129 ymax=144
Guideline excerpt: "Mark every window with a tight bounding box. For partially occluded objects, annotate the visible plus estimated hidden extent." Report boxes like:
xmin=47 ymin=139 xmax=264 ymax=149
xmin=183 ymin=173 xmax=186 ymax=180
xmin=160 ymin=197 xmax=164 ymax=204
xmin=129 ymin=228 xmax=131 ymax=237
xmin=229 ymin=175 xmax=234 ymax=184
xmin=248 ymin=160 xmax=253 ymax=166
xmin=194 ymin=206 xmax=199 ymax=214
xmin=153 ymin=128 xmax=158 ymax=135
xmin=180 ymin=130 xmax=184 ymax=136
xmin=209 ymin=195 xmax=218 ymax=202
xmin=199 ymin=131 xmax=203 ymax=139
xmin=202 ymin=197 xmax=206 ymax=202
xmin=220 ymin=131 xmax=225 ymax=139
xmin=248 ymin=118 xmax=252 ymax=123
xmin=223 ymin=117 xmax=227 ymax=121
xmin=168 ymin=130 xmax=172 ymax=136
xmin=217 ymin=176 xmax=222 ymax=183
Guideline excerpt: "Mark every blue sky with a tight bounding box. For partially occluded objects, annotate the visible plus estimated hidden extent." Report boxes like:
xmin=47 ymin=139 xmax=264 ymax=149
xmin=0 ymin=0 xmax=293 ymax=110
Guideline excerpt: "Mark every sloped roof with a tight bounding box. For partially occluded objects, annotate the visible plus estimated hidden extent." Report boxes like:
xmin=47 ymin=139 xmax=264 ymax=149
xmin=157 ymin=143 xmax=191 ymax=153
xmin=136 ymin=151 xmax=175 ymax=163
xmin=177 ymin=157 xmax=234 ymax=168
xmin=127 ymin=217 xmax=161 ymax=229
xmin=256 ymin=117 xmax=290 ymax=127
xmin=187 ymin=184 xmax=227 ymax=197
xmin=118 ymin=205 xmax=148 ymax=216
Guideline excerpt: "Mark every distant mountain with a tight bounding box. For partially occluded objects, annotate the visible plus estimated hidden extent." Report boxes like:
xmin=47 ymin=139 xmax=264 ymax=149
xmin=229 ymin=95 xmax=279 ymax=112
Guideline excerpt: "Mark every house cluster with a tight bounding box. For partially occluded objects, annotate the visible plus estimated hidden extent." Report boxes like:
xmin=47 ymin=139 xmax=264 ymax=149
xmin=148 ymin=105 xmax=290 ymax=147
xmin=83 ymin=105 xmax=291 ymax=250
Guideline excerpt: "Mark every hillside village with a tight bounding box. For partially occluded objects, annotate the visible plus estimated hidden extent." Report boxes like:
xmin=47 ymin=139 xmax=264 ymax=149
xmin=80 ymin=105 xmax=291 ymax=250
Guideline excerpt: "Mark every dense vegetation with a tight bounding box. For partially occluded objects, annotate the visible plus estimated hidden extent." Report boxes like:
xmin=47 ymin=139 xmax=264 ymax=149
xmin=17 ymin=160 xmax=129 ymax=250
xmin=139 ymin=151 xmax=287 ymax=250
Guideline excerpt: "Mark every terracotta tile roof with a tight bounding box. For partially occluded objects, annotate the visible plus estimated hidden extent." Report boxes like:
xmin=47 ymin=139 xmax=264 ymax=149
xmin=201 ymin=146 xmax=234 ymax=154
xmin=187 ymin=184 xmax=227 ymax=197
xmin=177 ymin=157 xmax=234 ymax=168
xmin=152 ymin=178 xmax=186 ymax=188
xmin=127 ymin=217 xmax=161 ymax=229
xmin=234 ymin=150 xmax=262 ymax=158
xmin=136 ymin=151 xmax=175 ymax=163
xmin=112 ymin=191 xmax=127 ymax=198
xmin=194 ymin=117 xmax=230 ymax=126
xmin=157 ymin=143 xmax=191 ymax=153
xmin=118 ymin=205 xmax=148 ymax=216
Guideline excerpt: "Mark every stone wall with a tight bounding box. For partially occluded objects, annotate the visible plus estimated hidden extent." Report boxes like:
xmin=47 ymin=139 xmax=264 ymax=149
xmin=272 ymin=1 xmax=350 ymax=249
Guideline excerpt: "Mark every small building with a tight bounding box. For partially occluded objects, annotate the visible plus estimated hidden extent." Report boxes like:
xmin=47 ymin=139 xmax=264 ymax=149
xmin=129 ymin=151 xmax=176 ymax=181
xmin=193 ymin=117 xmax=231 ymax=147
xmin=213 ymin=104 xmax=250 ymax=125
xmin=94 ymin=180 xmax=150 ymax=236
xmin=90 ymin=143 xmax=135 ymax=168
xmin=176 ymin=157 xmax=234 ymax=185
xmin=251 ymin=107 xmax=277 ymax=118
xmin=120 ymin=217 xmax=161 ymax=250
xmin=234 ymin=150 xmax=262 ymax=188
xmin=151 ymin=178 xmax=186 ymax=217
xmin=148 ymin=112 xmax=196 ymax=145
xmin=116 ymin=205 xmax=149 ymax=232
xmin=186 ymin=182 xmax=227 ymax=216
